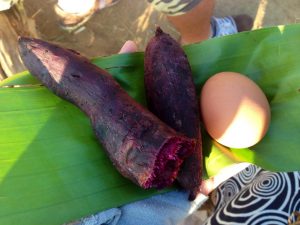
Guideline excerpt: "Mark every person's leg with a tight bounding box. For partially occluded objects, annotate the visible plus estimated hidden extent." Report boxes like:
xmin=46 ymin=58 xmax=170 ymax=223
xmin=167 ymin=0 xmax=215 ymax=45
xmin=55 ymin=0 xmax=120 ymax=31
xmin=0 ymin=0 xmax=17 ymax=11
xmin=149 ymin=0 xmax=253 ymax=44
xmin=56 ymin=0 xmax=96 ymax=14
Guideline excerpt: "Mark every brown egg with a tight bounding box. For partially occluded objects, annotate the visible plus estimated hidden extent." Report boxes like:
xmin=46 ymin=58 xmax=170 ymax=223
xmin=200 ymin=72 xmax=271 ymax=148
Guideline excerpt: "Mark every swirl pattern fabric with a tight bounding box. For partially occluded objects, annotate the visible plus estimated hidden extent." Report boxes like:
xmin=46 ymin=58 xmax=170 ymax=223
xmin=205 ymin=165 xmax=300 ymax=224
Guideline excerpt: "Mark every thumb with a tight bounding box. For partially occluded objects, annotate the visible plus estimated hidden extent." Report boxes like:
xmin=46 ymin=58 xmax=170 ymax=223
xmin=118 ymin=40 xmax=138 ymax=54
xmin=200 ymin=163 xmax=251 ymax=195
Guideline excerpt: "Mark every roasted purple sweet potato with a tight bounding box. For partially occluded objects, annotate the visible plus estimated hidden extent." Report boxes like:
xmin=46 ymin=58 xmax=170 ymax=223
xmin=144 ymin=27 xmax=202 ymax=200
xmin=18 ymin=37 xmax=196 ymax=189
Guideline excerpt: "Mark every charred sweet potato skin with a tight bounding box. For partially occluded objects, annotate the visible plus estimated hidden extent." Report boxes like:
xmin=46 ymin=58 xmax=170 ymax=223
xmin=18 ymin=37 xmax=195 ymax=189
xmin=144 ymin=28 xmax=202 ymax=200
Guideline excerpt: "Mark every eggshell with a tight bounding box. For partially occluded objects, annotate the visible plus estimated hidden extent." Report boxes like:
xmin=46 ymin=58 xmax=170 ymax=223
xmin=200 ymin=72 xmax=271 ymax=148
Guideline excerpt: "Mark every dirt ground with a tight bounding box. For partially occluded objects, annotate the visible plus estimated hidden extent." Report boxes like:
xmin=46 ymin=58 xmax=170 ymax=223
xmin=24 ymin=0 xmax=300 ymax=57
xmin=1 ymin=0 xmax=300 ymax=79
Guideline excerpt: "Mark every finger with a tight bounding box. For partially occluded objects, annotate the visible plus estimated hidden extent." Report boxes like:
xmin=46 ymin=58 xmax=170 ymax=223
xmin=118 ymin=40 xmax=138 ymax=54
xmin=200 ymin=162 xmax=251 ymax=195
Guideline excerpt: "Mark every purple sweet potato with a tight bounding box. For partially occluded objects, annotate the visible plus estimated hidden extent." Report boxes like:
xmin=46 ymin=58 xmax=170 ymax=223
xmin=18 ymin=37 xmax=196 ymax=189
xmin=144 ymin=27 xmax=202 ymax=200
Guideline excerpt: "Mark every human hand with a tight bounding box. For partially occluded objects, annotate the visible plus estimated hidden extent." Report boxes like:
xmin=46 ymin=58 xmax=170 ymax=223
xmin=118 ymin=40 xmax=138 ymax=54
xmin=200 ymin=162 xmax=251 ymax=196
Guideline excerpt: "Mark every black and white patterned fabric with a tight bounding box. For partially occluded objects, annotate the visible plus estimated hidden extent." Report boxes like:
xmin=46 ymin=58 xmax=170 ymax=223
xmin=204 ymin=165 xmax=300 ymax=225
xmin=147 ymin=0 xmax=202 ymax=15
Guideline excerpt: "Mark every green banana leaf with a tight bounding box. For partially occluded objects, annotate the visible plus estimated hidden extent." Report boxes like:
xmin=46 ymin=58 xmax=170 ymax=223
xmin=1 ymin=23 xmax=300 ymax=225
